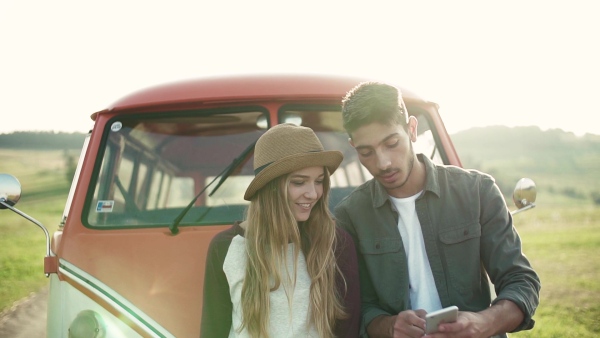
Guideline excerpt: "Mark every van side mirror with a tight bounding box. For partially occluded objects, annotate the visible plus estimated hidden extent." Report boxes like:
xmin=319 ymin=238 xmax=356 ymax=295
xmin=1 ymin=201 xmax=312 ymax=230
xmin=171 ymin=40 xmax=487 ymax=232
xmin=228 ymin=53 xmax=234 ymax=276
xmin=0 ymin=173 xmax=21 ymax=208
xmin=511 ymin=178 xmax=537 ymax=215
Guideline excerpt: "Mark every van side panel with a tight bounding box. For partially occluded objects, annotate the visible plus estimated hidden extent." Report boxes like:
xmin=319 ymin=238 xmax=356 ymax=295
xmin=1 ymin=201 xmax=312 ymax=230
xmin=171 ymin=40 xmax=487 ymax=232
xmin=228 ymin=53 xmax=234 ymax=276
xmin=56 ymin=225 xmax=227 ymax=337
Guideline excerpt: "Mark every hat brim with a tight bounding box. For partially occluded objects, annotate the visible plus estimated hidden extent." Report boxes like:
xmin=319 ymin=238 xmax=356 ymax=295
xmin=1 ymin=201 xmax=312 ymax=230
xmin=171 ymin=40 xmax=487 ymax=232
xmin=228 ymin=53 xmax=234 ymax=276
xmin=244 ymin=150 xmax=343 ymax=201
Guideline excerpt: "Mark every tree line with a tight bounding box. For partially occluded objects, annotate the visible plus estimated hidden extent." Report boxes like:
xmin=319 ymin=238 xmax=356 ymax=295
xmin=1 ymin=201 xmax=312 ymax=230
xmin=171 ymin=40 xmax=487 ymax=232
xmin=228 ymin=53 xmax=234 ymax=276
xmin=0 ymin=131 xmax=87 ymax=149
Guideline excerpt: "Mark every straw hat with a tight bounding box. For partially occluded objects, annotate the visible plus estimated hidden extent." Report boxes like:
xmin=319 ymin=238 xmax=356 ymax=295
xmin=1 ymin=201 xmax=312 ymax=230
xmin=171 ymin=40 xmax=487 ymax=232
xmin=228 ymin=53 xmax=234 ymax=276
xmin=244 ymin=123 xmax=343 ymax=200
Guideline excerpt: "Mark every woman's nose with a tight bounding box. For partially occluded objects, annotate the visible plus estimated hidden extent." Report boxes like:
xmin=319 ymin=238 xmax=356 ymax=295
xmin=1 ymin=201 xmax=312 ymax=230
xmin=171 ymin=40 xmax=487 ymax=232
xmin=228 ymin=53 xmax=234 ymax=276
xmin=304 ymin=184 xmax=318 ymax=199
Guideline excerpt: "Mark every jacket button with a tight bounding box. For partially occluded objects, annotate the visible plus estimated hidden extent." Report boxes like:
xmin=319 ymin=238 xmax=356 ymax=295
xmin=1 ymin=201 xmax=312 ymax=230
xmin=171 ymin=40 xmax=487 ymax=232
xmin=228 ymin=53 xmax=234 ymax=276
xmin=375 ymin=243 xmax=381 ymax=249
xmin=463 ymin=230 xmax=469 ymax=236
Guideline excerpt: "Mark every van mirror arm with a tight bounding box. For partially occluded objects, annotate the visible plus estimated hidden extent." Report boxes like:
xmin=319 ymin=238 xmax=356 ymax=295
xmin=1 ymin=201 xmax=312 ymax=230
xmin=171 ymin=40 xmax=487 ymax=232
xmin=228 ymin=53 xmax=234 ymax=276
xmin=0 ymin=199 xmax=57 ymax=276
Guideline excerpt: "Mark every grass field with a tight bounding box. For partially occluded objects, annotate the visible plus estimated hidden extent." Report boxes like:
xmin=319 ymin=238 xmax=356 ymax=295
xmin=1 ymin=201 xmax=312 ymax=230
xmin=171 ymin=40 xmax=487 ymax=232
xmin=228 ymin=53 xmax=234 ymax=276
xmin=0 ymin=149 xmax=72 ymax=316
xmin=511 ymin=200 xmax=600 ymax=337
xmin=1 ymin=149 xmax=599 ymax=336
xmin=0 ymin=150 xmax=72 ymax=320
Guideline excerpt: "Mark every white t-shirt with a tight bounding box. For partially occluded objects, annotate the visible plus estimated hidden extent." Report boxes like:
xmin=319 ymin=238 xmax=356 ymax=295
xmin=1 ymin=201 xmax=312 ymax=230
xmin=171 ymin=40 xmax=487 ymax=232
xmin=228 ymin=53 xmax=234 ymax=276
xmin=389 ymin=192 xmax=442 ymax=312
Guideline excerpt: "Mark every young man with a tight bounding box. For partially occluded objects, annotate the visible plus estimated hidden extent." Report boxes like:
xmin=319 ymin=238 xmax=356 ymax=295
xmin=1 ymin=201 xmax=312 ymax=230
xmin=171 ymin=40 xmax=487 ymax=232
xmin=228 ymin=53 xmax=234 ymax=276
xmin=334 ymin=82 xmax=540 ymax=338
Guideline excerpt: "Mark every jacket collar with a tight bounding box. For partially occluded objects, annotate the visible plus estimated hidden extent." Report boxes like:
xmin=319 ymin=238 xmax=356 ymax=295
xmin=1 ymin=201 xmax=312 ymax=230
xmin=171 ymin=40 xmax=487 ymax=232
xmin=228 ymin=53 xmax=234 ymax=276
xmin=371 ymin=153 xmax=441 ymax=208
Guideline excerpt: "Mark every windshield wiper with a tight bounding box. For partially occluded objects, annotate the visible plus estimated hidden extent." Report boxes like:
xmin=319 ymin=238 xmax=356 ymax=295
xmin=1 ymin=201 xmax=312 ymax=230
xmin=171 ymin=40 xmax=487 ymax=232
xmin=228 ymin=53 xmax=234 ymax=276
xmin=209 ymin=141 xmax=257 ymax=197
xmin=169 ymin=140 xmax=257 ymax=235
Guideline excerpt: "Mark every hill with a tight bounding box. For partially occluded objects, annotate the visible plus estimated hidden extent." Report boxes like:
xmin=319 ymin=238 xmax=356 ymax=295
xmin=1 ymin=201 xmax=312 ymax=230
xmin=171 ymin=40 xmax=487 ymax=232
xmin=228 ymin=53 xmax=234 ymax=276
xmin=451 ymin=126 xmax=600 ymax=203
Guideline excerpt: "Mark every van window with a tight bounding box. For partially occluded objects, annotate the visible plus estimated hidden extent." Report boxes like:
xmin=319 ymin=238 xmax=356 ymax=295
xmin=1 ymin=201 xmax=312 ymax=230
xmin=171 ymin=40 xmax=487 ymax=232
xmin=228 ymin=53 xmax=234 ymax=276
xmin=85 ymin=109 xmax=267 ymax=228
xmin=414 ymin=113 xmax=445 ymax=165
xmin=61 ymin=133 xmax=90 ymax=227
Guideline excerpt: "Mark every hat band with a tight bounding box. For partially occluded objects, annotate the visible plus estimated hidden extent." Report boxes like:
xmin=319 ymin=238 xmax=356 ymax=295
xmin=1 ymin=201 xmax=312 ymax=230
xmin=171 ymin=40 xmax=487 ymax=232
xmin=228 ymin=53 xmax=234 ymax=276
xmin=254 ymin=161 xmax=272 ymax=175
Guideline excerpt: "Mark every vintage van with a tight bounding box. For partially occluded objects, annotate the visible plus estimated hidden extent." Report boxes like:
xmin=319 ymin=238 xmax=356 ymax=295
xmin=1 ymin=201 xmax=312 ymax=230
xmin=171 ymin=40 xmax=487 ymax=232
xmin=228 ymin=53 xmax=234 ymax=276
xmin=0 ymin=74 xmax=536 ymax=337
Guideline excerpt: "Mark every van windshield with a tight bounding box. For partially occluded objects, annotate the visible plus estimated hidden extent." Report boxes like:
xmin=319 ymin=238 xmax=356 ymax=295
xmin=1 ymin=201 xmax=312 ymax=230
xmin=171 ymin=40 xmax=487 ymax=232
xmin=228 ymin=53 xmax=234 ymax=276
xmin=84 ymin=104 xmax=441 ymax=229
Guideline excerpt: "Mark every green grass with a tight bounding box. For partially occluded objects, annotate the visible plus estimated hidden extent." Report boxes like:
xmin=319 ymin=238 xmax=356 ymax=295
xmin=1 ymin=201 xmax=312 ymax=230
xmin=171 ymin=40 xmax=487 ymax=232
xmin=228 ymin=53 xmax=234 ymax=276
xmin=1 ymin=149 xmax=599 ymax=337
xmin=511 ymin=206 xmax=600 ymax=337
xmin=0 ymin=149 xmax=71 ymax=313
xmin=0 ymin=200 xmax=63 ymax=313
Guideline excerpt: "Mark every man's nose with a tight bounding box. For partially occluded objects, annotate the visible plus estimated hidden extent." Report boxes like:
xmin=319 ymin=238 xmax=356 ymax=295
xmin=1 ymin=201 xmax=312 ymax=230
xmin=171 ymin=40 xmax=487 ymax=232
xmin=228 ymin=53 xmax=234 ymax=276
xmin=376 ymin=151 xmax=391 ymax=170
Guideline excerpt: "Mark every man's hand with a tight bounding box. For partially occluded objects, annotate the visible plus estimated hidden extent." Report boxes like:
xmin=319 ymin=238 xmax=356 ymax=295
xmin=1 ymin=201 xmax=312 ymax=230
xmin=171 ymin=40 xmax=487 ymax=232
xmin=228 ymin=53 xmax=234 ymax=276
xmin=367 ymin=310 xmax=427 ymax=338
xmin=424 ymin=300 xmax=524 ymax=338
xmin=423 ymin=311 xmax=487 ymax=338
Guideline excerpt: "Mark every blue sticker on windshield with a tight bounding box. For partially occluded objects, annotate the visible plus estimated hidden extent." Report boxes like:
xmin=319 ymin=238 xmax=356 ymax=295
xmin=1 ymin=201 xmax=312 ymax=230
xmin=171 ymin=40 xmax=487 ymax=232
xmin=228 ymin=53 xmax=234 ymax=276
xmin=96 ymin=200 xmax=115 ymax=213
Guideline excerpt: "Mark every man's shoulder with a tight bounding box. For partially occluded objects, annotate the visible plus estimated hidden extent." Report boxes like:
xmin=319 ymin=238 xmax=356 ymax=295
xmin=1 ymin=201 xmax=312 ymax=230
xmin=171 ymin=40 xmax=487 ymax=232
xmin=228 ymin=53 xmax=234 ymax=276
xmin=335 ymin=179 xmax=375 ymax=209
xmin=433 ymin=162 xmax=495 ymax=183
xmin=419 ymin=154 xmax=494 ymax=187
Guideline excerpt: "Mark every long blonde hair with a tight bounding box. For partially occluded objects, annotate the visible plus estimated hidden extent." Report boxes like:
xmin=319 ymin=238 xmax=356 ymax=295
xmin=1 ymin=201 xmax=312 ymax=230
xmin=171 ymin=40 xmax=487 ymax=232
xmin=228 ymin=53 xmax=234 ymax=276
xmin=239 ymin=169 xmax=347 ymax=338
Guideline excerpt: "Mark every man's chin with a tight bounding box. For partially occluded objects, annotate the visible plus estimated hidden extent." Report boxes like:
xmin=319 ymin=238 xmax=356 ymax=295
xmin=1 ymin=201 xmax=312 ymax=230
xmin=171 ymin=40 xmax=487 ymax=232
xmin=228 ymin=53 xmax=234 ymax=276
xmin=376 ymin=178 xmax=398 ymax=189
xmin=377 ymin=176 xmax=411 ymax=193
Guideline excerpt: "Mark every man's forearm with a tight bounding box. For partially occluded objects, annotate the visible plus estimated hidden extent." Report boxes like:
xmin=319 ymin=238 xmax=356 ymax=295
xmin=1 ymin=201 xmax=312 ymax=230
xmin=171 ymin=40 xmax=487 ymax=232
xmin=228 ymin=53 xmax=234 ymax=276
xmin=366 ymin=314 xmax=395 ymax=338
xmin=479 ymin=300 xmax=524 ymax=336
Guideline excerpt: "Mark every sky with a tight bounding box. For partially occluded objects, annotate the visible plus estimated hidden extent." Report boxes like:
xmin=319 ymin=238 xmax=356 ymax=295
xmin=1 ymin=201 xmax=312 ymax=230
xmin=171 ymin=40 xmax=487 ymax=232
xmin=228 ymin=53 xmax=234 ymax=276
xmin=1 ymin=0 xmax=599 ymax=136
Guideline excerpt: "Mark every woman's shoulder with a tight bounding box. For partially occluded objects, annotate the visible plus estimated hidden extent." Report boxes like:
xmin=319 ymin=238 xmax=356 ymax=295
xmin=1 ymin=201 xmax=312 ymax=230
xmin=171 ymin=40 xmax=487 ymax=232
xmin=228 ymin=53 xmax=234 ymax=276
xmin=334 ymin=226 xmax=356 ymax=252
xmin=333 ymin=227 xmax=359 ymax=280
xmin=335 ymin=226 xmax=352 ymax=239
xmin=208 ymin=221 xmax=245 ymax=251
xmin=214 ymin=221 xmax=244 ymax=239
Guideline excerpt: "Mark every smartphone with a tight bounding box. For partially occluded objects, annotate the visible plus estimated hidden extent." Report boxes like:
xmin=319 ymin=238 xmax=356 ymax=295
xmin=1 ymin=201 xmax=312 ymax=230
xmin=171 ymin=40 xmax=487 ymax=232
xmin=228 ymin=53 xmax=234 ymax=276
xmin=425 ymin=305 xmax=458 ymax=334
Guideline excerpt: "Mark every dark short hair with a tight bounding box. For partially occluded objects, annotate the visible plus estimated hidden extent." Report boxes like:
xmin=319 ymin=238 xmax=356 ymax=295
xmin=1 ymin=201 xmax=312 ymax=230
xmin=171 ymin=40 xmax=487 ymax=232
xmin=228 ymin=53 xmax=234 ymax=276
xmin=341 ymin=81 xmax=409 ymax=135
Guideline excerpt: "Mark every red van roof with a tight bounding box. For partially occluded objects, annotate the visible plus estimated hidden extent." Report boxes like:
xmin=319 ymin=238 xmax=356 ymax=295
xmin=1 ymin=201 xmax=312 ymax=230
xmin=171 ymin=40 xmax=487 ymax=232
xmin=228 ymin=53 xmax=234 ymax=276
xmin=105 ymin=74 xmax=430 ymax=113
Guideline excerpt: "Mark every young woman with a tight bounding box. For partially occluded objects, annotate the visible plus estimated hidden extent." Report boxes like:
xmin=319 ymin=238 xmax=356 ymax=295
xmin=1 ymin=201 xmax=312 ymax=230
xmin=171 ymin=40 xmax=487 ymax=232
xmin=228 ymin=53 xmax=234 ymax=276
xmin=201 ymin=123 xmax=360 ymax=338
